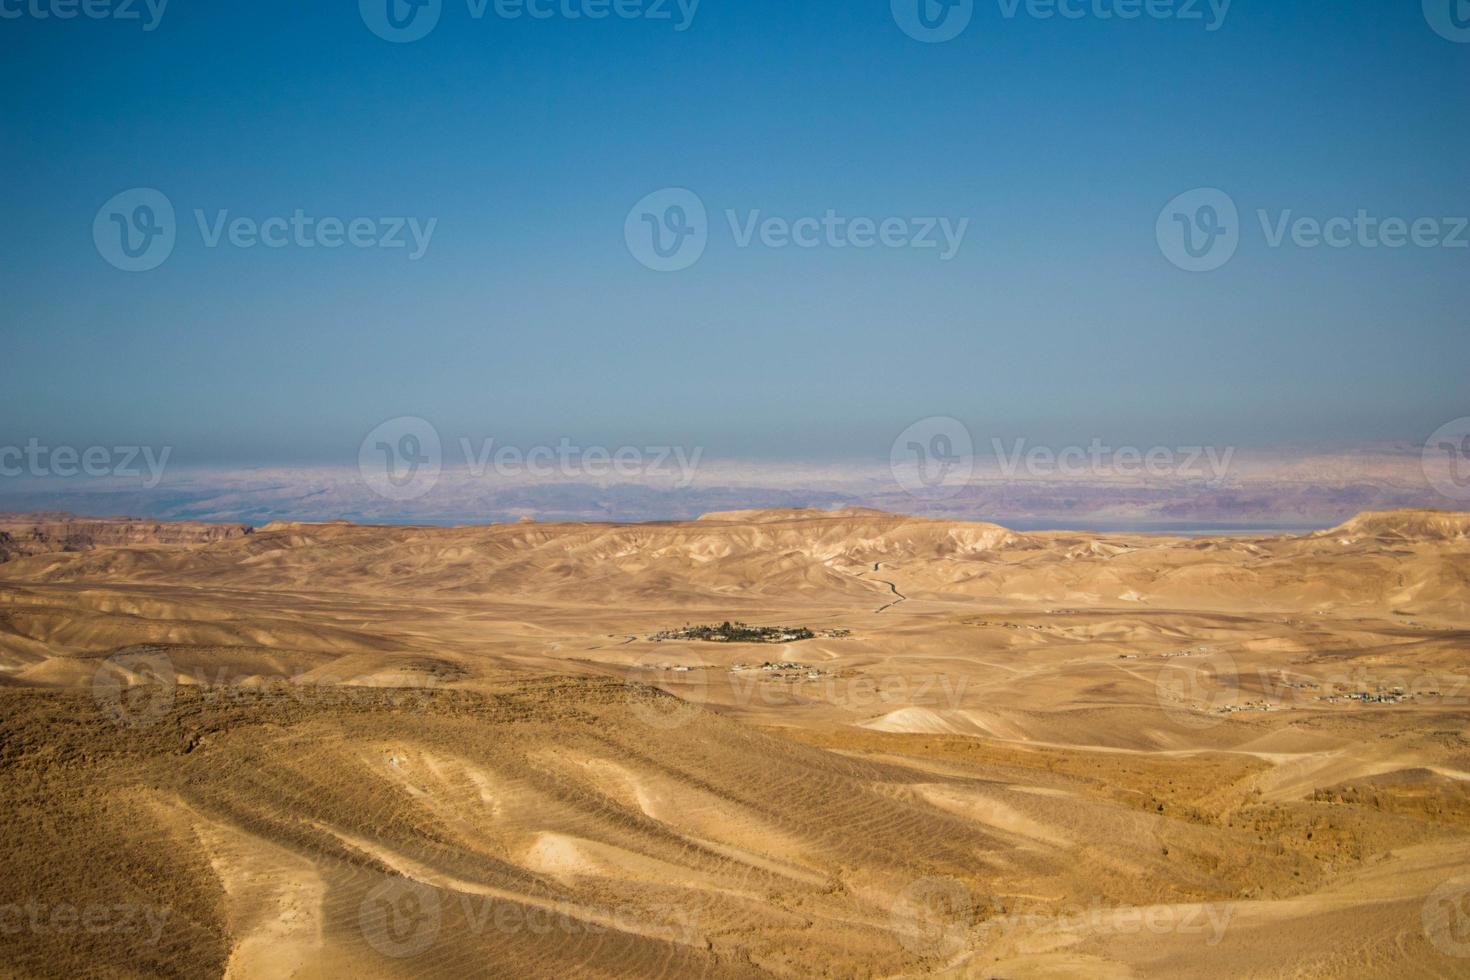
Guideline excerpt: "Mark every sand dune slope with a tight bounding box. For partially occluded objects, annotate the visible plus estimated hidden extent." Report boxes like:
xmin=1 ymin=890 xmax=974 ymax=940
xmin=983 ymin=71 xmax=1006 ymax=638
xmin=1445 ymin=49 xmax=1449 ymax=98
xmin=2 ymin=509 xmax=1469 ymax=977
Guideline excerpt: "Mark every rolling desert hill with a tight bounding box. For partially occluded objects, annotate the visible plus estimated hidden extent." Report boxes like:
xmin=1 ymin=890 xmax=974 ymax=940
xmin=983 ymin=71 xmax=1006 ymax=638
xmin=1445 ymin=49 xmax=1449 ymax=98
xmin=3 ymin=508 xmax=1470 ymax=978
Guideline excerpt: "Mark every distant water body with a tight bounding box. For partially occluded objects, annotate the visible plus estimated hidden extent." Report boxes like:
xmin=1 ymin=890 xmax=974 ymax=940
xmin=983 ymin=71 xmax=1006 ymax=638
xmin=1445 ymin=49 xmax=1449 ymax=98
xmin=995 ymin=519 xmax=1330 ymax=536
xmin=335 ymin=516 xmax=1332 ymax=537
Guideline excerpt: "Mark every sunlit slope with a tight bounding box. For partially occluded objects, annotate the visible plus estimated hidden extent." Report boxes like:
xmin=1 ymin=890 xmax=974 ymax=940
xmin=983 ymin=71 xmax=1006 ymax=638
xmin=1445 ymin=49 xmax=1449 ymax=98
xmin=6 ymin=510 xmax=1469 ymax=618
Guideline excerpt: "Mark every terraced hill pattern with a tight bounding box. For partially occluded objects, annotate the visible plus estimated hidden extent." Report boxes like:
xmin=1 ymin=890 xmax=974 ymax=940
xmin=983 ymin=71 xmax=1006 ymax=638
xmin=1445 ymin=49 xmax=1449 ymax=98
xmin=3 ymin=508 xmax=1470 ymax=978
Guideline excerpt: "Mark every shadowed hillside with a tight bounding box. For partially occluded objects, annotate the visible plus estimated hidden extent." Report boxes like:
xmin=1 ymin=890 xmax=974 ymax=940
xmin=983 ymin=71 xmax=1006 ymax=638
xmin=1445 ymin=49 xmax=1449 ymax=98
xmin=3 ymin=510 xmax=1470 ymax=977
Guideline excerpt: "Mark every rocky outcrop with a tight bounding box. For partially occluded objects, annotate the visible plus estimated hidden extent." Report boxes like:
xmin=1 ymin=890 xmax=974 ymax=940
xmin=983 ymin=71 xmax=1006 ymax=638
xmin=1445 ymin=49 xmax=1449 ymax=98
xmin=0 ymin=515 xmax=251 ymax=563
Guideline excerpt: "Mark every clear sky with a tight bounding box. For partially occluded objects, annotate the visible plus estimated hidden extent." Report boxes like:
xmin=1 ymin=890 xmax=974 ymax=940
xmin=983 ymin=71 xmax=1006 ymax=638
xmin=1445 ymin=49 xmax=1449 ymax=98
xmin=2 ymin=0 xmax=1466 ymax=465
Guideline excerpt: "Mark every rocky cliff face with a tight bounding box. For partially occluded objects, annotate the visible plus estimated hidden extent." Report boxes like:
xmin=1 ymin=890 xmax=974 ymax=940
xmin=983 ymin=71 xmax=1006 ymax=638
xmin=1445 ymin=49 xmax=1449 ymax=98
xmin=0 ymin=514 xmax=250 ymax=562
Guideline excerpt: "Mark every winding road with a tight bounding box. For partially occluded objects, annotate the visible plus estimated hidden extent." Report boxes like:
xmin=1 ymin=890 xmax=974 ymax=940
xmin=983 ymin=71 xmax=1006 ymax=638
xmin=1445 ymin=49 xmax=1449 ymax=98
xmin=870 ymin=562 xmax=907 ymax=613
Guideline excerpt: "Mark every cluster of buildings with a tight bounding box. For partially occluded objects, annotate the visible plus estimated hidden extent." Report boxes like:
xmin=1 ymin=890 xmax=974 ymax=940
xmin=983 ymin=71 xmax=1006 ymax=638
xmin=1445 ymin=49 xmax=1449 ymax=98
xmin=730 ymin=661 xmax=824 ymax=680
xmin=647 ymin=622 xmax=815 ymax=644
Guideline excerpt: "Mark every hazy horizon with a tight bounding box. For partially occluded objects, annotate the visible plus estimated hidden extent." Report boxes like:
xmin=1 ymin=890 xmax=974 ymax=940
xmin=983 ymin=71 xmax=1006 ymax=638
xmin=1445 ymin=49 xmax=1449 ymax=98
xmin=4 ymin=0 xmax=1467 ymax=476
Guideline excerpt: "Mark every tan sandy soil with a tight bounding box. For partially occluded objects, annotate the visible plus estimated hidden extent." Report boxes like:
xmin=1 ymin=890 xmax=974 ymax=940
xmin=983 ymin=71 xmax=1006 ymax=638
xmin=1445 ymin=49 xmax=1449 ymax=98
xmin=1 ymin=508 xmax=1469 ymax=978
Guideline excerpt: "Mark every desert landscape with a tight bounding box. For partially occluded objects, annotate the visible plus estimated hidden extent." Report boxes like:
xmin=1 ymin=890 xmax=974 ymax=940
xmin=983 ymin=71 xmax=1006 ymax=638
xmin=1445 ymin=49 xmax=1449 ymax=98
xmin=10 ymin=0 xmax=1465 ymax=974
xmin=3 ymin=507 xmax=1470 ymax=978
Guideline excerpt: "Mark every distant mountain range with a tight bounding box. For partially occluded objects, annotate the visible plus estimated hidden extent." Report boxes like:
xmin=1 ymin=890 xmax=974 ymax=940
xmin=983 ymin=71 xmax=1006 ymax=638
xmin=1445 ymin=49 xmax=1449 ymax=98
xmin=0 ymin=444 xmax=1457 ymax=531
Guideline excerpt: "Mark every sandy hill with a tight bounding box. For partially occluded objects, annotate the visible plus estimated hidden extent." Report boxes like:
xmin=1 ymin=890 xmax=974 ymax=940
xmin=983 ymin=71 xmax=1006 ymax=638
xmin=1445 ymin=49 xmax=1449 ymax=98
xmin=1322 ymin=509 xmax=1470 ymax=542
xmin=696 ymin=506 xmax=898 ymax=523
xmin=0 ymin=514 xmax=251 ymax=562
xmin=3 ymin=508 xmax=1470 ymax=977
xmin=3 ymin=508 xmax=1467 ymax=617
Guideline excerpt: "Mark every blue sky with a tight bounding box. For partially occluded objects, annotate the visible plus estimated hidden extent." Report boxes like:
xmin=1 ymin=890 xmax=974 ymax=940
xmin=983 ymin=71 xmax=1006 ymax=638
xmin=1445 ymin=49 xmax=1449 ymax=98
xmin=2 ymin=0 xmax=1466 ymax=464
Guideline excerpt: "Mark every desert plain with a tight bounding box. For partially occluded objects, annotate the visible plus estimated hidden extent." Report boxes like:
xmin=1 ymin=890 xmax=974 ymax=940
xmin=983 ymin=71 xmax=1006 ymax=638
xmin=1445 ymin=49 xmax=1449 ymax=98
xmin=2 ymin=507 xmax=1470 ymax=978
